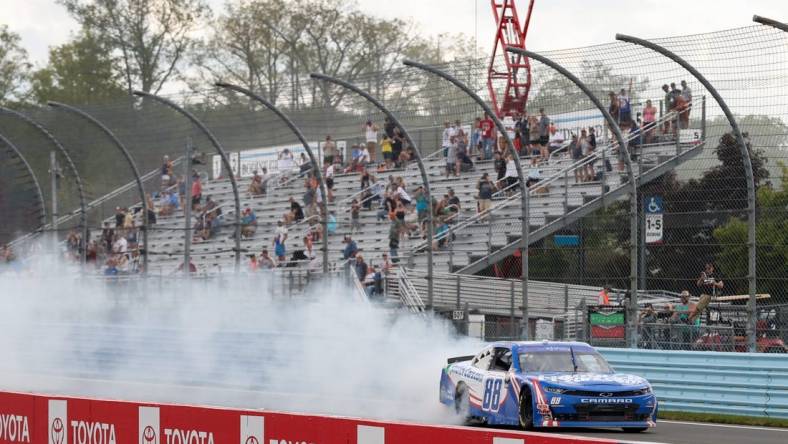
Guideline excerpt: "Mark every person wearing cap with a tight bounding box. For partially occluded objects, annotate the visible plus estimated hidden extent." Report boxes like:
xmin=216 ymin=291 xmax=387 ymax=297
xmin=241 ymin=207 xmax=257 ymax=238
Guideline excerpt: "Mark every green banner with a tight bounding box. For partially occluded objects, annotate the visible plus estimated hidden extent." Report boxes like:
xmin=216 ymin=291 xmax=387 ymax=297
xmin=589 ymin=312 xmax=625 ymax=325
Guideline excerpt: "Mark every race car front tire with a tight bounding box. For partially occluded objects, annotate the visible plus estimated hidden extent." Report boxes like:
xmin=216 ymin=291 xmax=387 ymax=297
xmin=518 ymin=387 xmax=535 ymax=430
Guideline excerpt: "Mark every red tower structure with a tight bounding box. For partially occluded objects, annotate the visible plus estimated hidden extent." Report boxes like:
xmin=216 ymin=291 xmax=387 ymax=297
xmin=488 ymin=0 xmax=535 ymax=118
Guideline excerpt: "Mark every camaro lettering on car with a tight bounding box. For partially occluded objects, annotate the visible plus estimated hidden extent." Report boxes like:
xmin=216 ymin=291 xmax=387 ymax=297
xmin=580 ymin=398 xmax=633 ymax=404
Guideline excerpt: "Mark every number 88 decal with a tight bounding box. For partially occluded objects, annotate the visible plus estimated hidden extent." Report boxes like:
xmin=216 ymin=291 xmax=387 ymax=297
xmin=482 ymin=378 xmax=504 ymax=412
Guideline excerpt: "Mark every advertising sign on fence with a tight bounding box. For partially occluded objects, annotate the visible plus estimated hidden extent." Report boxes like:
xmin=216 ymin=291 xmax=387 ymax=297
xmin=212 ymin=141 xmax=346 ymax=179
xmin=588 ymin=306 xmax=627 ymax=341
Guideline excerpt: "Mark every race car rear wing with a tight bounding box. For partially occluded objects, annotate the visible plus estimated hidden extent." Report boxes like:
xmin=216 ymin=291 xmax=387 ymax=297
xmin=447 ymin=355 xmax=475 ymax=364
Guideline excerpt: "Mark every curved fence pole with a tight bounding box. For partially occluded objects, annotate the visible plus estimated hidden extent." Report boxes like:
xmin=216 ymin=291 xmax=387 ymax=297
xmin=506 ymin=48 xmax=639 ymax=346
xmin=0 ymin=107 xmax=88 ymax=264
xmin=753 ymin=15 xmax=788 ymax=32
xmin=216 ymin=82 xmax=329 ymax=274
xmin=48 ymin=101 xmax=149 ymax=274
xmin=133 ymin=91 xmax=242 ymax=272
xmin=402 ymin=59 xmax=531 ymax=339
xmin=0 ymin=132 xmax=47 ymax=234
xmin=309 ymin=72 xmax=434 ymax=308
xmin=616 ymin=33 xmax=758 ymax=352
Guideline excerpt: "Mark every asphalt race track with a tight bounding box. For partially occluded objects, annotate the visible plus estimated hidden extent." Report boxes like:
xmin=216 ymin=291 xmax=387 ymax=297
xmin=559 ymin=420 xmax=788 ymax=444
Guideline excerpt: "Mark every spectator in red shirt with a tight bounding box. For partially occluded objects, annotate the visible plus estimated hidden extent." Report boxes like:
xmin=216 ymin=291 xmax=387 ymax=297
xmin=479 ymin=113 xmax=495 ymax=160
xmin=191 ymin=174 xmax=202 ymax=212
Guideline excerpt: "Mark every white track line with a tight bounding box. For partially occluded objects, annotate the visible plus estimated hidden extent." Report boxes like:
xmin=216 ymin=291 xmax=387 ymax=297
xmin=660 ymin=420 xmax=788 ymax=432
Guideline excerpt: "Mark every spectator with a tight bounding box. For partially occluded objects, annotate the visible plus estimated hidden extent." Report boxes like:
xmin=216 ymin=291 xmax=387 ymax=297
xmin=384 ymin=116 xmax=396 ymax=139
xmin=391 ymin=127 xmax=404 ymax=167
xmin=259 ymin=248 xmax=276 ymax=269
xmin=642 ymin=99 xmax=657 ymax=144
xmin=538 ymin=108 xmax=550 ymax=162
xmin=548 ymin=124 xmax=564 ymax=153
xmin=381 ymin=134 xmax=394 ymax=169
xmin=288 ymin=197 xmax=304 ymax=223
xmin=325 ymin=160 xmax=336 ymax=202
xmin=323 ymin=135 xmax=337 ymax=168
xmin=303 ymin=233 xmax=315 ymax=259
xmin=414 ymin=187 xmax=430 ymax=237
xmin=493 ymin=151 xmax=506 ymax=189
xmin=381 ymin=252 xmax=393 ymax=275
xmin=479 ymin=113 xmax=495 ymax=160
xmin=456 ymin=125 xmax=471 ymax=173
xmin=672 ymin=91 xmax=690 ymax=130
xmin=440 ymin=121 xmax=453 ymax=158
xmin=273 ymin=233 xmax=286 ymax=264
xmin=191 ymin=173 xmax=202 ymax=211
xmin=527 ymin=115 xmax=540 ymax=164
xmin=177 ymin=259 xmax=197 ymax=273
xmin=363 ymin=120 xmax=379 ymax=163
xmin=471 ymin=117 xmax=482 ymax=159
xmin=248 ymin=254 xmax=259 ymax=272
xmin=354 ymin=254 xmax=368 ymax=281
xmin=160 ymin=155 xmax=173 ymax=188
xmin=672 ymin=290 xmax=699 ymax=349
xmin=342 ymin=235 xmax=358 ymax=260
xmin=639 ymin=303 xmax=658 ymax=349
xmin=526 ymin=166 xmax=542 ymax=189
xmin=114 ymin=206 xmax=125 ymax=228
xmin=303 ymin=180 xmax=316 ymax=219
xmin=693 ymin=262 xmax=723 ymax=322
xmin=395 ymin=179 xmax=411 ymax=206
xmin=327 ymin=211 xmax=338 ymax=234
xmin=350 ymin=199 xmax=361 ymax=233
xmin=241 ymin=208 xmax=257 ymax=238
xmin=503 ymin=154 xmax=518 ymax=194
xmin=597 ymin=285 xmax=612 ymax=305
xmin=476 ymin=173 xmax=494 ymax=219
xmin=101 ymin=222 xmax=114 ymax=254
xmin=446 ymin=188 xmax=460 ymax=220
xmin=433 ymin=218 xmax=451 ymax=250
xmin=358 ymin=143 xmax=371 ymax=169
xmin=388 ymin=229 xmax=399 ymax=263
xmin=582 ymin=129 xmax=596 ymax=182
xmin=298 ymin=153 xmax=310 ymax=176
xmin=680 ymin=79 xmax=693 ymax=124
xmin=364 ymin=265 xmax=383 ymax=298
xmin=618 ymin=81 xmax=633 ymax=129
xmin=248 ymin=171 xmax=264 ymax=196
xmin=445 ymin=132 xmax=457 ymax=178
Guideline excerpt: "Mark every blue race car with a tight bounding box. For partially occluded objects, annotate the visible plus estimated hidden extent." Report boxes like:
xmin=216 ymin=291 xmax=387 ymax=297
xmin=439 ymin=341 xmax=657 ymax=432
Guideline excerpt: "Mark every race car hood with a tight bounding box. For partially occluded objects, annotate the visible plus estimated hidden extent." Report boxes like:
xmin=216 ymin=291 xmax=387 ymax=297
xmin=533 ymin=372 xmax=649 ymax=388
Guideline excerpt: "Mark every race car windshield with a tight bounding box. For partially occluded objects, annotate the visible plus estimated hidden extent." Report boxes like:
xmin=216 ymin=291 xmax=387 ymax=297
xmin=519 ymin=350 xmax=613 ymax=373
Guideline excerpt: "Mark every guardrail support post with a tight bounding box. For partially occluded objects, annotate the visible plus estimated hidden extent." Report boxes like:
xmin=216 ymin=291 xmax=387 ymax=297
xmin=616 ymin=34 xmax=758 ymax=352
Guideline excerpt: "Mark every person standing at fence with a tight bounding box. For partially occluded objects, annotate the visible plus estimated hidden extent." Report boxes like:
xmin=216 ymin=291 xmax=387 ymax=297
xmin=692 ymin=263 xmax=724 ymax=322
xmin=639 ymin=303 xmax=658 ymax=349
xmin=598 ymin=285 xmax=612 ymax=305
xmin=363 ymin=120 xmax=379 ymax=163
xmin=673 ymin=290 xmax=700 ymax=349
xmin=480 ymin=113 xmax=495 ymax=160
xmin=323 ymin=135 xmax=337 ymax=170
xmin=476 ymin=173 xmax=494 ymax=220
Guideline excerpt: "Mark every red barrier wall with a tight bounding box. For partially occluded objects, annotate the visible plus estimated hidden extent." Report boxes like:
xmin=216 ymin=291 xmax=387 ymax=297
xmin=0 ymin=390 xmax=617 ymax=444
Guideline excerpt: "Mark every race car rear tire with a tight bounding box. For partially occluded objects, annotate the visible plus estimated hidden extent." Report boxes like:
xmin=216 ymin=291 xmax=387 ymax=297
xmin=518 ymin=387 xmax=535 ymax=430
xmin=622 ymin=427 xmax=649 ymax=433
xmin=454 ymin=383 xmax=470 ymax=420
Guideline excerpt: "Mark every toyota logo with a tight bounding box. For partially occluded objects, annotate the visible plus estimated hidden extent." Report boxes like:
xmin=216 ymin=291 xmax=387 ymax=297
xmin=51 ymin=418 xmax=65 ymax=444
xmin=244 ymin=437 xmax=260 ymax=444
xmin=599 ymin=392 xmax=614 ymax=397
xmin=143 ymin=426 xmax=157 ymax=444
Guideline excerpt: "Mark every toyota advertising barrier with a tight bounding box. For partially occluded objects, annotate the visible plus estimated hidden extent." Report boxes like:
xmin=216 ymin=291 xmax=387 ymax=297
xmin=0 ymin=390 xmax=632 ymax=444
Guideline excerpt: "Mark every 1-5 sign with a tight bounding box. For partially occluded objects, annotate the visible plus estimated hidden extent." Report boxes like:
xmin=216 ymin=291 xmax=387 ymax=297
xmin=645 ymin=196 xmax=664 ymax=244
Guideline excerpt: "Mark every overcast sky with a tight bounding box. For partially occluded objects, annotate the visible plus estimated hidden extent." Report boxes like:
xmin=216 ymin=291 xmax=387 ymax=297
xmin=1 ymin=0 xmax=786 ymax=67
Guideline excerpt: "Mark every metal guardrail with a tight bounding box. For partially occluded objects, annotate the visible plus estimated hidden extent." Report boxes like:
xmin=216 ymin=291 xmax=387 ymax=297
xmin=599 ymin=347 xmax=788 ymax=418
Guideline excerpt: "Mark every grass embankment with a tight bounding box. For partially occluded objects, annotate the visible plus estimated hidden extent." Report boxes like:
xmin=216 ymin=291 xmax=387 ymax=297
xmin=659 ymin=410 xmax=788 ymax=428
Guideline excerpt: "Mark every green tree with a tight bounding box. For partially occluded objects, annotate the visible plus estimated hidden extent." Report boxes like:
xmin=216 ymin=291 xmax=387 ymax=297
xmin=59 ymin=0 xmax=211 ymax=94
xmin=0 ymin=25 xmax=32 ymax=106
xmin=713 ymin=163 xmax=788 ymax=301
xmin=31 ymin=31 xmax=125 ymax=104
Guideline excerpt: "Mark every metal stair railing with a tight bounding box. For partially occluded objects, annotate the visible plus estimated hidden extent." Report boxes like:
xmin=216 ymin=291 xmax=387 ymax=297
xmin=408 ymin=102 xmax=701 ymax=252
xmin=396 ymin=267 xmax=426 ymax=313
